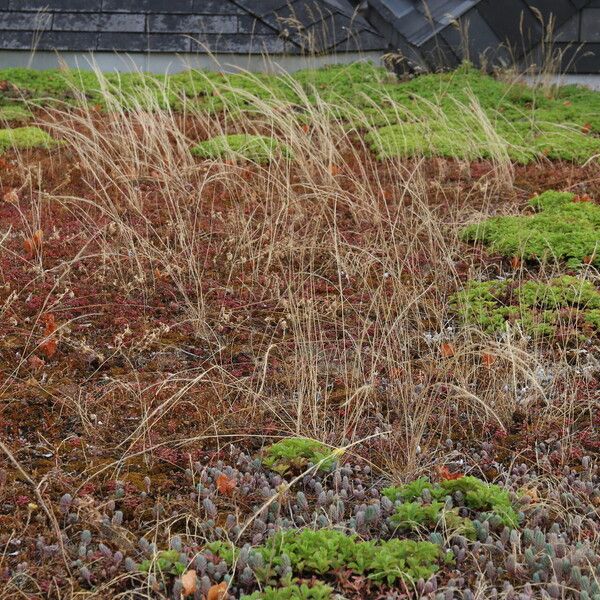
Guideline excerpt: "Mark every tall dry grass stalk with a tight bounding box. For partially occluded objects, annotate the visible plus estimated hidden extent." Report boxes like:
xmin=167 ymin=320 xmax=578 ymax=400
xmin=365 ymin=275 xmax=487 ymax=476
xmin=17 ymin=62 xmax=593 ymax=484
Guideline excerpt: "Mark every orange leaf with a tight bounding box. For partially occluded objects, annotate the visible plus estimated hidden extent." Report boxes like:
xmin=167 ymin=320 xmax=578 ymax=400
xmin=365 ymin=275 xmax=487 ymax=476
xmin=207 ymin=582 xmax=228 ymax=600
xmin=481 ymin=352 xmax=496 ymax=366
xmin=216 ymin=473 xmax=236 ymax=496
xmin=582 ymin=122 xmax=592 ymax=135
xmin=440 ymin=342 xmax=455 ymax=358
xmin=436 ymin=465 xmax=463 ymax=480
xmin=40 ymin=338 xmax=57 ymax=358
xmin=23 ymin=229 xmax=43 ymax=258
xmin=32 ymin=229 xmax=43 ymax=247
xmin=181 ymin=569 xmax=197 ymax=597
xmin=510 ymin=256 xmax=521 ymax=269
xmin=583 ymin=255 xmax=594 ymax=265
xmin=3 ymin=188 xmax=19 ymax=203
xmin=328 ymin=164 xmax=342 ymax=176
xmin=42 ymin=313 xmax=57 ymax=336
xmin=28 ymin=355 xmax=45 ymax=370
xmin=573 ymin=194 xmax=592 ymax=203
xmin=563 ymin=100 xmax=572 ymax=107
xmin=23 ymin=238 xmax=34 ymax=258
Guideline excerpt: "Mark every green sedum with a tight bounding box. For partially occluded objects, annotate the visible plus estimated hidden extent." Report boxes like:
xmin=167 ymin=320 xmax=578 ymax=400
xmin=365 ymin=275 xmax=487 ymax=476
xmin=0 ymin=104 xmax=31 ymax=121
xmin=211 ymin=528 xmax=445 ymax=587
xmin=242 ymin=582 xmax=333 ymax=600
xmin=138 ymin=549 xmax=186 ymax=576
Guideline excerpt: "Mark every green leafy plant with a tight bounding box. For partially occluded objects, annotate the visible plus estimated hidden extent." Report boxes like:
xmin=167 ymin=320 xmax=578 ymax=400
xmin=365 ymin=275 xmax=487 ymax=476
xmin=213 ymin=529 xmax=445 ymax=587
xmin=191 ymin=134 xmax=291 ymax=164
xmin=241 ymin=581 xmax=333 ymax=599
xmin=138 ymin=549 xmax=186 ymax=576
xmin=461 ymin=190 xmax=600 ymax=268
xmin=262 ymin=438 xmax=340 ymax=475
xmin=383 ymin=476 xmax=519 ymax=528
xmin=383 ymin=477 xmax=433 ymax=502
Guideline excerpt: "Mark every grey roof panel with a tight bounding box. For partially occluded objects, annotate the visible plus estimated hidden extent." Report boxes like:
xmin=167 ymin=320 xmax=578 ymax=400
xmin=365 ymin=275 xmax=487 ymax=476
xmin=439 ymin=6 xmax=507 ymax=67
xmin=0 ymin=0 xmax=386 ymax=55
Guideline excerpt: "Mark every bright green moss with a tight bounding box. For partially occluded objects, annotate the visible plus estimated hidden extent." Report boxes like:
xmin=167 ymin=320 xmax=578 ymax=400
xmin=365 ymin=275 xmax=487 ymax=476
xmin=585 ymin=309 xmax=600 ymax=329
xmin=191 ymin=134 xmax=291 ymax=164
xmin=262 ymin=437 xmax=338 ymax=475
xmin=451 ymin=275 xmax=600 ymax=336
xmin=517 ymin=276 xmax=600 ymax=310
xmin=383 ymin=476 xmax=519 ymax=528
xmin=363 ymin=66 xmax=600 ymax=163
xmin=2 ymin=63 xmax=600 ymax=162
xmin=0 ymin=126 xmax=55 ymax=153
xmin=461 ymin=190 xmax=600 ymax=267
xmin=0 ymin=104 xmax=31 ymax=121
xmin=391 ymin=500 xmax=477 ymax=539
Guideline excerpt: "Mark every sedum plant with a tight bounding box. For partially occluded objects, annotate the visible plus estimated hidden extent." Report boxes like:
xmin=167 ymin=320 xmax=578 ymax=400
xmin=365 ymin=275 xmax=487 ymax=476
xmin=241 ymin=581 xmax=333 ymax=599
xmin=0 ymin=126 xmax=55 ymax=153
xmin=211 ymin=528 xmax=446 ymax=587
xmin=451 ymin=275 xmax=600 ymax=335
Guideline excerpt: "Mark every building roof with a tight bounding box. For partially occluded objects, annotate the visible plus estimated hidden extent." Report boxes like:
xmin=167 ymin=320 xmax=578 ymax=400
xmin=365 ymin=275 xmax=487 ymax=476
xmin=0 ymin=1 xmax=599 ymax=74
xmin=0 ymin=0 xmax=385 ymax=55
xmin=364 ymin=0 xmax=593 ymax=72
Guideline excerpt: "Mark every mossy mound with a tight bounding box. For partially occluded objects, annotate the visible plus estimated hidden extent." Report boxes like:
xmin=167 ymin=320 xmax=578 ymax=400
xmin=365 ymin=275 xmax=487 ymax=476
xmin=383 ymin=475 xmax=519 ymax=528
xmin=0 ymin=104 xmax=31 ymax=121
xmin=451 ymin=276 xmax=600 ymax=336
xmin=191 ymin=134 xmax=291 ymax=164
xmin=0 ymin=126 xmax=55 ymax=153
xmin=262 ymin=437 xmax=339 ymax=475
xmin=461 ymin=190 xmax=600 ymax=268
xmin=3 ymin=63 xmax=600 ymax=163
xmin=366 ymin=119 xmax=600 ymax=164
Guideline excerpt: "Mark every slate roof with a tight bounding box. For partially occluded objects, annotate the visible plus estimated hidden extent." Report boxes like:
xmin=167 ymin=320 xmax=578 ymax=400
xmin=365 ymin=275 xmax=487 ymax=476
xmin=364 ymin=0 xmax=595 ymax=72
xmin=0 ymin=0 xmax=386 ymax=55
xmin=1 ymin=1 xmax=600 ymax=73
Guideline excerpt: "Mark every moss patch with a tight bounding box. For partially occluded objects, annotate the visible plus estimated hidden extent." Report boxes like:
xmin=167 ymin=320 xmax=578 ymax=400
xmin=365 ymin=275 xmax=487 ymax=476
xmin=461 ymin=190 xmax=600 ymax=268
xmin=262 ymin=437 xmax=339 ymax=475
xmin=451 ymin=276 xmax=600 ymax=336
xmin=2 ymin=63 xmax=600 ymax=163
xmin=0 ymin=104 xmax=31 ymax=121
xmin=0 ymin=126 xmax=55 ymax=153
xmin=191 ymin=134 xmax=291 ymax=164
xmin=383 ymin=475 xmax=519 ymax=529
